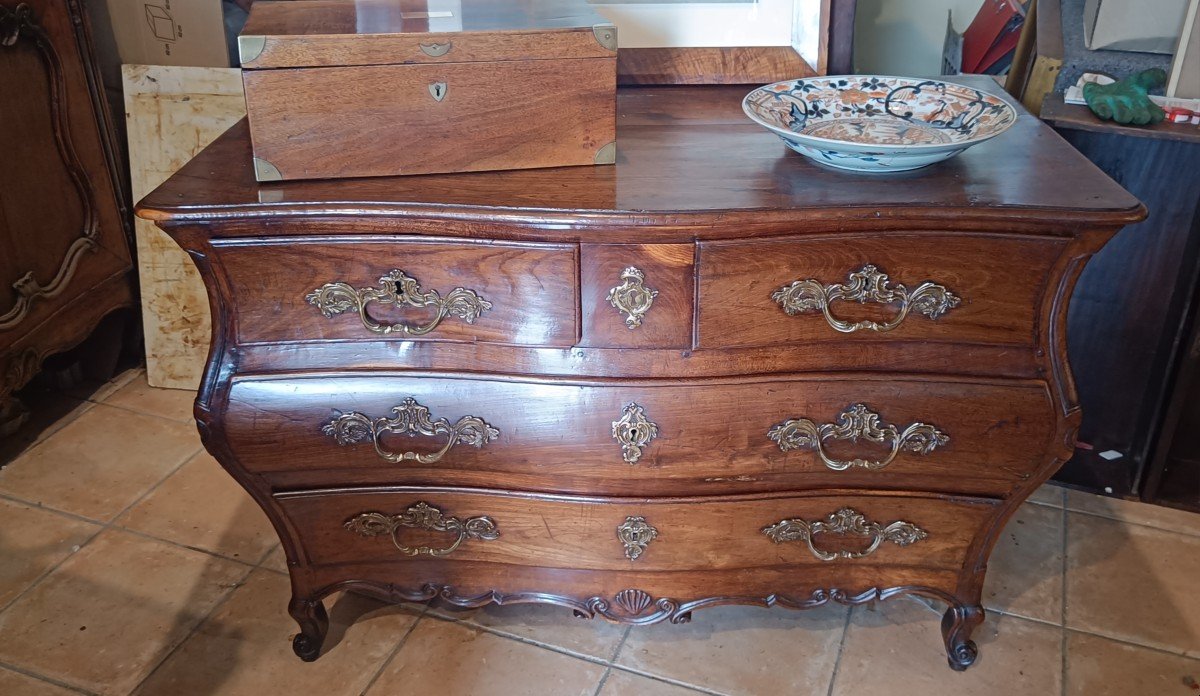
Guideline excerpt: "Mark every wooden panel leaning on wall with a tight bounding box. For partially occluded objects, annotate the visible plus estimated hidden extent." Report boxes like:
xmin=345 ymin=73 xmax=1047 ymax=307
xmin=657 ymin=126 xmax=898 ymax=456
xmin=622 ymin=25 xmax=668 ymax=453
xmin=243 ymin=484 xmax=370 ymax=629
xmin=136 ymin=80 xmax=1144 ymax=670
xmin=0 ymin=0 xmax=133 ymax=435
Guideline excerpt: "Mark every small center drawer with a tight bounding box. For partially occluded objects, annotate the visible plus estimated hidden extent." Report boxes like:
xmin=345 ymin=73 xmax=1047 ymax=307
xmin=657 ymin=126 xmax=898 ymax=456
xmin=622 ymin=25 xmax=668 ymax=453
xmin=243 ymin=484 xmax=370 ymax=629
xmin=214 ymin=237 xmax=579 ymax=347
xmin=275 ymin=487 xmax=997 ymax=573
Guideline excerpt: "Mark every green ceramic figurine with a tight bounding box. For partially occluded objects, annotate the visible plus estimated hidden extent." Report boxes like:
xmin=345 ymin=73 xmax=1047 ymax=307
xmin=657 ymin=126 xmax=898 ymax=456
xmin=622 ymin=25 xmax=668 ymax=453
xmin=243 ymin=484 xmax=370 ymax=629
xmin=1083 ymin=68 xmax=1167 ymax=126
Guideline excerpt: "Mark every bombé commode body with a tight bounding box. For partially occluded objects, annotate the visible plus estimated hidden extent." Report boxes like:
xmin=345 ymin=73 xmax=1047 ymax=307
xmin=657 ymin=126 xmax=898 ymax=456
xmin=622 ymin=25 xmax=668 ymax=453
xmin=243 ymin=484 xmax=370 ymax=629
xmin=136 ymin=82 xmax=1144 ymax=670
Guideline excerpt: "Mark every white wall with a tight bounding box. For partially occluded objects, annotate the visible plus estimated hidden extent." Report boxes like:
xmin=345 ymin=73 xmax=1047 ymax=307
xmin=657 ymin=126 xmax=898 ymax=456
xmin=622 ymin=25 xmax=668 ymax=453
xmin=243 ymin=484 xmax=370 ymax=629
xmin=854 ymin=0 xmax=987 ymax=75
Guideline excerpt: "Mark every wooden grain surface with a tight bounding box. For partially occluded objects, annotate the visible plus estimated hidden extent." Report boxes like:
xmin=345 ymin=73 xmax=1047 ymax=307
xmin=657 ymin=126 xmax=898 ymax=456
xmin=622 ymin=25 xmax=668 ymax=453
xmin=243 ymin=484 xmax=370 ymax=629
xmin=275 ymin=486 xmax=995 ymax=572
xmin=579 ymin=244 xmax=693 ymax=349
xmin=616 ymin=47 xmax=816 ymax=86
xmin=225 ymin=373 xmax=1055 ymax=498
xmin=243 ymin=57 xmax=615 ymax=180
xmin=215 ymin=237 xmax=579 ymax=346
xmin=122 ymin=65 xmax=245 ymax=389
xmin=140 ymin=82 xmax=1143 ymax=231
xmin=140 ymin=78 xmax=1143 ymax=667
xmin=698 ymin=233 xmax=1064 ymax=349
xmin=244 ymin=31 xmax=612 ymax=70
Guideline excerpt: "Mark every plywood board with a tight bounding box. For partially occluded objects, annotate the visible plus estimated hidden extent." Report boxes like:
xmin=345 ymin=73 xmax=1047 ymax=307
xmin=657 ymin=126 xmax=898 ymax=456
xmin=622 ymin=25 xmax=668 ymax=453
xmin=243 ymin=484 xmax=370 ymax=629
xmin=123 ymin=65 xmax=245 ymax=389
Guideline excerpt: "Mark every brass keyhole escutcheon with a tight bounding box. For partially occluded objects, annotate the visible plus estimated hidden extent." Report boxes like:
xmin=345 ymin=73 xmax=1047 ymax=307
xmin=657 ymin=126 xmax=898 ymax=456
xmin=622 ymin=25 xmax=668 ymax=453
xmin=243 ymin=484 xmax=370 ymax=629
xmin=611 ymin=403 xmax=659 ymax=465
xmin=429 ymin=81 xmax=447 ymax=102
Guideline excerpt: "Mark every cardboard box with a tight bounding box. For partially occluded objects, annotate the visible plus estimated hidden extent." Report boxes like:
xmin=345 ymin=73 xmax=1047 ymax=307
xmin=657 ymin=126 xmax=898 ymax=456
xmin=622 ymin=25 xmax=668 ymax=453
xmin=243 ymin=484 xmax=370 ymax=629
xmin=1084 ymin=0 xmax=1189 ymax=53
xmin=107 ymin=0 xmax=230 ymax=67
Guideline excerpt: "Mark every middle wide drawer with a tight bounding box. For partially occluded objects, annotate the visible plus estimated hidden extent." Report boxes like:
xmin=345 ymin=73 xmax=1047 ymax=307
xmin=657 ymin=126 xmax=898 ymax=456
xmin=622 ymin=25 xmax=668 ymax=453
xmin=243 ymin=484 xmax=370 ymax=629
xmin=225 ymin=374 xmax=1056 ymax=498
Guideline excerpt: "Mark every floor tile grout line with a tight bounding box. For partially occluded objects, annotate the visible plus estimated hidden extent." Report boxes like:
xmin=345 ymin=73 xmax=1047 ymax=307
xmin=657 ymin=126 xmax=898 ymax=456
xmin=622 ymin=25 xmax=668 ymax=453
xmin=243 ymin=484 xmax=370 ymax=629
xmin=0 ymin=658 xmax=101 ymax=696
xmin=84 ymin=399 xmax=198 ymax=427
xmin=825 ymin=604 xmax=855 ymax=696
xmin=128 ymin=561 xmax=261 ymax=695
xmin=590 ymin=665 xmax=613 ymax=695
xmin=1059 ymin=505 xmax=1200 ymax=539
xmin=0 ymin=443 xmax=200 ymax=620
xmin=1060 ymin=494 xmax=1068 ymax=696
xmin=358 ymin=604 xmax=428 ymax=696
xmin=0 ymin=490 xmax=110 ymax=526
xmin=422 ymin=608 xmax=614 ymax=666
xmin=983 ymin=605 xmax=1063 ymax=628
xmin=0 ymin=521 xmax=106 ymax=617
xmin=604 ymin=664 xmax=728 ymax=696
xmin=0 ymin=399 xmax=96 ymax=464
xmin=608 ymin=624 xmax=632 ymax=664
xmin=590 ymin=625 xmax=632 ymax=696
xmin=1060 ymin=625 xmax=1200 ymax=661
xmin=110 ymin=524 xmax=262 ymax=569
xmin=1 ymin=367 xmax=141 ymax=464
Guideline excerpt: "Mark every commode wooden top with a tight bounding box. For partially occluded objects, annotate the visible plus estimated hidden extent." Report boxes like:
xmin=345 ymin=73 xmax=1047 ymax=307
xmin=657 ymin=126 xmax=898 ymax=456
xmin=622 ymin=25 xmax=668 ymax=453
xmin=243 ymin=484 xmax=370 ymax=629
xmin=138 ymin=82 xmax=1142 ymax=236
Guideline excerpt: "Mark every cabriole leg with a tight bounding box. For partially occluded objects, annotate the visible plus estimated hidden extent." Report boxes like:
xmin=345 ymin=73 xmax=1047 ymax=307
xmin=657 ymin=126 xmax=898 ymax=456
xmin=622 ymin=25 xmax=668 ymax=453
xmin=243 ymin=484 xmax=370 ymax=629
xmin=289 ymin=596 xmax=329 ymax=662
xmin=941 ymin=603 xmax=984 ymax=671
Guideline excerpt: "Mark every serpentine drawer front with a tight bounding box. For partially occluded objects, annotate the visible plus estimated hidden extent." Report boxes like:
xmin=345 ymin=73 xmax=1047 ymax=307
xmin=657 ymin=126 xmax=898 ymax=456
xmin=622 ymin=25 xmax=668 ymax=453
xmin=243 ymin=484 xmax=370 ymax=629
xmin=697 ymin=233 xmax=1065 ymax=348
xmin=224 ymin=374 xmax=1056 ymax=498
xmin=214 ymin=238 xmax=579 ymax=346
xmin=274 ymin=487 xmax=994 ymax=572
xmin=136 ymin=83 xmax=1144 ymax=670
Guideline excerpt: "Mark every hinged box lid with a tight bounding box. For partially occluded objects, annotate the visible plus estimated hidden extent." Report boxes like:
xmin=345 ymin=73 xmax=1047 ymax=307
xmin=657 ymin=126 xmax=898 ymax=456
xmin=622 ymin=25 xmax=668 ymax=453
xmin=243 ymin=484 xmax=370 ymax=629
xmin=239 ymin=0 xmax=617 ymax=69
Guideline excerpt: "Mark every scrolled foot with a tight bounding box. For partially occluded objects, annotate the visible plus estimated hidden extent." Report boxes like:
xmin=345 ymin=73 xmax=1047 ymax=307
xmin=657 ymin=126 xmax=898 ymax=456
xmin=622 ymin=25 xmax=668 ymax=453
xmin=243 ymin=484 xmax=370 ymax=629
xmin=292 ymin=633 xmax=322 ymax=662
xmin=941 ymin=603 xmax=984 ymax=671
xmin=288 ymin=596 xmax=329 ymax=662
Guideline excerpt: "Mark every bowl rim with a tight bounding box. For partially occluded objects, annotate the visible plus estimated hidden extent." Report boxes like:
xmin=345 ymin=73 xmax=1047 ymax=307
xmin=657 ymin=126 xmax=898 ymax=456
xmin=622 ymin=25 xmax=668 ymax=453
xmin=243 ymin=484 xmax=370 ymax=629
xmin=741 ymin=74 xmax=1019 ymax=153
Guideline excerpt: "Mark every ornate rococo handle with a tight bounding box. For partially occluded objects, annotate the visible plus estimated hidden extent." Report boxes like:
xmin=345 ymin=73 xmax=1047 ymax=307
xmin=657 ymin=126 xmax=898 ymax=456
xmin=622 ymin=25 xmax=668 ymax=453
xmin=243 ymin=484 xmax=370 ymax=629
xmin=306 ymin=269 xmax=492 ymax=336
xmin=345 ymin=502 xmax=499 ymax=557
xmin=771 ymin=264 xmax=960 ymax=333
xmin=762 ymin=507 xmax=927 ymax=561
xmin=767 ymin=403 xmax=948 ymax=471
xmin=322 ymin=397 xmax=499 ymax=464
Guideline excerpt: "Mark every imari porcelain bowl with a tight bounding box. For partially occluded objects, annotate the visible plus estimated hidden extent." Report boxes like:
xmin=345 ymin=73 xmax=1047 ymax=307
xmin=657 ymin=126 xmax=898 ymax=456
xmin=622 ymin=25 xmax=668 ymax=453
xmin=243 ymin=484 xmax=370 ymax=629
xmin=742 ymin=76 xmax=1018 ymax=172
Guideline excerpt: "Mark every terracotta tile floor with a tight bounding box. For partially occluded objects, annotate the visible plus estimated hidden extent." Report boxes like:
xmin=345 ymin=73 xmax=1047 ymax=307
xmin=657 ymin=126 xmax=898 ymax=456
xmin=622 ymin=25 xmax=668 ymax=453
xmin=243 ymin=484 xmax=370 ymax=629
xmin=1 ymin=370 xmax=1197 ymax=695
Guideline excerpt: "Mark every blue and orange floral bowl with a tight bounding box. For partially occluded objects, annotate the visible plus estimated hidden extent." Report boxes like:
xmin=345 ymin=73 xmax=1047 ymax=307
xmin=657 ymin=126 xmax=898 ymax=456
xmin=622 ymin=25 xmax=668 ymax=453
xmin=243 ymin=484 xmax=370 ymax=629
xmin=742 ymin=76 xmax=1018 ymax=172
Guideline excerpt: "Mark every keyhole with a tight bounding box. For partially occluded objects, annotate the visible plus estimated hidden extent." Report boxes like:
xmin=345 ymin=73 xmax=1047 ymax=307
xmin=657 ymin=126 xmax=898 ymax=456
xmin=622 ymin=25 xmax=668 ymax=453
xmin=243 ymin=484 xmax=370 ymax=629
xmin=628 ymin=426 xmax=641 ymax=442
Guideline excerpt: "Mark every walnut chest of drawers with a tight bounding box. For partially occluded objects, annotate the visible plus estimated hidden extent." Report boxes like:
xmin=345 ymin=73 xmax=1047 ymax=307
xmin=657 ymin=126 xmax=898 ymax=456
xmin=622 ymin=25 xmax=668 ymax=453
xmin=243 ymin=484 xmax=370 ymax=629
xmin=136 ymin=82 xmax=1144 ymax=670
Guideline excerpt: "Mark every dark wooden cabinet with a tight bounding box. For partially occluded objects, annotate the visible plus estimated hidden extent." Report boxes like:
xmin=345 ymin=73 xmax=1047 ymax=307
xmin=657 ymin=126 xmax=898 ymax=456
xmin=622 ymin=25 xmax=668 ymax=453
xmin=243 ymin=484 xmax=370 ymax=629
xmin=1042 ymin=96 xmax=1200 ymax=510
xmin=0 ymin=0 xmax=134 ymax=433
xmin=138 ymin=81 xmax=1141 ymax=671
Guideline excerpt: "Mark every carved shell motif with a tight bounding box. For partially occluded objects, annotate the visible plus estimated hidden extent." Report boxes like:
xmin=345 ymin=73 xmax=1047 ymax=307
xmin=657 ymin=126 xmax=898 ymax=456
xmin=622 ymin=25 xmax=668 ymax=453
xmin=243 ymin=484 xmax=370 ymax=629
xmin=613 ymin=589 xmax=653 ymax=616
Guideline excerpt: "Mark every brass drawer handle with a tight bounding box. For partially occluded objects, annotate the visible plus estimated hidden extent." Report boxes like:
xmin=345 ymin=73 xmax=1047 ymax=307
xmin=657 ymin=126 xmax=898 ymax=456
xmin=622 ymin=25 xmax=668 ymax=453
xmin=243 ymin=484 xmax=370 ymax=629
xmin=768 ymin=403 xmax=948 ymax=471
xmin=306 ymin=269 xmax=491 ymax=336
xmin=617 ymin=515 xmax=658 ymax=560
xmin=611 ymin=402 xmax=659 ymax=464
xmin=772 ymin=264 xmax=960 ymax=333
xmin=322 ymin=397 xmax=499 ymax=464
xmin=607 ymin=266 xmax=658 ymax=329
xmin=345 ymin=502 xmax=499 ymax=557
xmin=762 ymin=507 xmax=927 ymax=561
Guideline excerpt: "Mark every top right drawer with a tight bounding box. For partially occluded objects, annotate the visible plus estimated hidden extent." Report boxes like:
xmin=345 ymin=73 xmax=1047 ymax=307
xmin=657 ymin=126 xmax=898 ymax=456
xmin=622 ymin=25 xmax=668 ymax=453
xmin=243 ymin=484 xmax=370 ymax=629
xmin=697 ymin=233 xmax=1066 ymax=349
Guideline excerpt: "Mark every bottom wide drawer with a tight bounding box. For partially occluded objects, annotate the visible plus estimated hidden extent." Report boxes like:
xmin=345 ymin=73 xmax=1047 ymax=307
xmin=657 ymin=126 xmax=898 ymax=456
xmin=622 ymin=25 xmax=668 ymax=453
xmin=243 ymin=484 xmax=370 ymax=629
xmin=275 ymin=487 xmax=998 ymax=573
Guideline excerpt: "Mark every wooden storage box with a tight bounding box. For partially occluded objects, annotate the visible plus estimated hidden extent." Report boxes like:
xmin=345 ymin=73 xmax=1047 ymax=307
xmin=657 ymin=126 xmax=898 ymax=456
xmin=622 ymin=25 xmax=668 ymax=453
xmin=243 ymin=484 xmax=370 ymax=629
xmin=238 ymin=0 xmax=618 ymax=181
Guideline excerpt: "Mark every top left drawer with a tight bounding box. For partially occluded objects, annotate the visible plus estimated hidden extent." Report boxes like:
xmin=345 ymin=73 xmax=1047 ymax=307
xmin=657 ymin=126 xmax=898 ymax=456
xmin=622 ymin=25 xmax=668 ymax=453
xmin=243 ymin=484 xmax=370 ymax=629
xmin=214 ymin=238 xmax=579 ymax=347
